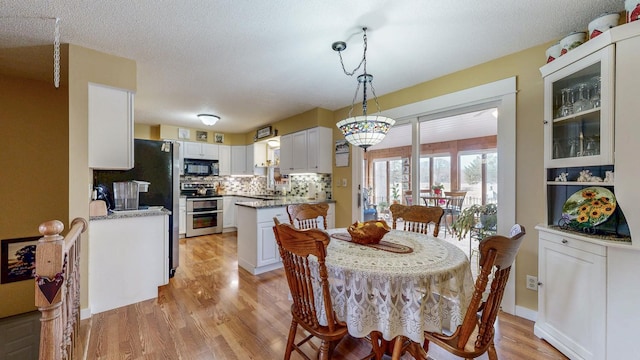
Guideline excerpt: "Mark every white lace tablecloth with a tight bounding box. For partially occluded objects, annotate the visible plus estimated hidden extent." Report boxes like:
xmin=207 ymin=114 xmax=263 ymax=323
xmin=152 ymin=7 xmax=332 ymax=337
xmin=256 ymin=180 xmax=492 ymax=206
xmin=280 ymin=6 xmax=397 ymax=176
xmin=313 ymin=229 xmax=474 ymax=344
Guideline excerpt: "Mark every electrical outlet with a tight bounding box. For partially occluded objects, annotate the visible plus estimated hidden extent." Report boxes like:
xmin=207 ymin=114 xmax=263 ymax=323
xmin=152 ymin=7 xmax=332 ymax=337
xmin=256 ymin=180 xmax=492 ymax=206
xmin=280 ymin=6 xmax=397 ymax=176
xmin=526 ymin=275 xmax=538 ymax=291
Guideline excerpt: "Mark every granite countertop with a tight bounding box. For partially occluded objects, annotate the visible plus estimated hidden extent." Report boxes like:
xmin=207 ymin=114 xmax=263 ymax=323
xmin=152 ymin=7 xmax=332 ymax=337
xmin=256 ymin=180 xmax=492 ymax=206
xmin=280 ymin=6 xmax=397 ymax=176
xmin=90 ymin=207 xmax=171 ymax=221
xmin=236 ymin=197 xmax=335 ymax=209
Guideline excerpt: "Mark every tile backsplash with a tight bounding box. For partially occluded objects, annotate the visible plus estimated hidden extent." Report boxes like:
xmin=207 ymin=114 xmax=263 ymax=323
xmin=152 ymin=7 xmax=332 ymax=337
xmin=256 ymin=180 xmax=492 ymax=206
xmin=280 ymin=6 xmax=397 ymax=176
xmin=182 ymin=173 xmax=332 ymax=199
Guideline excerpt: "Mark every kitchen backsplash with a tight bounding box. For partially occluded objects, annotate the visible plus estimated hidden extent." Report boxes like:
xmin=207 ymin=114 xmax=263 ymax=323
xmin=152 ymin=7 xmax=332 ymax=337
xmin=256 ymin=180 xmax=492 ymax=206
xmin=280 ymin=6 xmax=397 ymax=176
xmin=182 ymin=173 xmax=332 ymax=199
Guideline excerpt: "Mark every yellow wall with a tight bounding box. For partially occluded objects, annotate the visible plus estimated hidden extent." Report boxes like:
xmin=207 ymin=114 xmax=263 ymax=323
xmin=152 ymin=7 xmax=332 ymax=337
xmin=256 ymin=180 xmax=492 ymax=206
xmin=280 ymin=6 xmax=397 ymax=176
xmin=0 ymin=71 xmax=69 ymax=318
xmin=67 ymin=44 xmax=136 ymax=312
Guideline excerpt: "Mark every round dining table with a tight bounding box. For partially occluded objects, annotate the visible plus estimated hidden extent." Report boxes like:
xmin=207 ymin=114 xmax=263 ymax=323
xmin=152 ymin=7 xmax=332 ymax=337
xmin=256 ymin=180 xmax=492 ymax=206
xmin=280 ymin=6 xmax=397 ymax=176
xmin=312 ymin=229 xmax=475 ymax=357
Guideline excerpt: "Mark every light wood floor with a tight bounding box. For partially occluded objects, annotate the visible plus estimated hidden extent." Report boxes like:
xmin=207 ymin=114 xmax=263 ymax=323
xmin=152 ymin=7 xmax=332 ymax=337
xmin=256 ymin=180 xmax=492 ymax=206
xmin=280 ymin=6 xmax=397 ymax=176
xmin=82 ymin=232 xmax=568 ymax=360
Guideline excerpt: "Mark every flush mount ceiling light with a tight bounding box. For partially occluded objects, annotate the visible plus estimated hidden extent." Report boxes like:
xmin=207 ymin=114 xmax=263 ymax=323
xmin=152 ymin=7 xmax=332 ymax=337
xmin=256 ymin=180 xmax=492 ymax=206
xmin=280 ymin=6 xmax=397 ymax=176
xmin=333 ymin=27 xmax=395 ymax=151
xmin=198 ymin=114 xmax=220 ymax=126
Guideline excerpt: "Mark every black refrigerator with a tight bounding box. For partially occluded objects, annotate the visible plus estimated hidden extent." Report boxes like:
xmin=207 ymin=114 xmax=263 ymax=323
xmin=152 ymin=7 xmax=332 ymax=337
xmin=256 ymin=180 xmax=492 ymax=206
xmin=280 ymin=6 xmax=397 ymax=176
xmin=93 ymin=139 xmax=180 ymax=277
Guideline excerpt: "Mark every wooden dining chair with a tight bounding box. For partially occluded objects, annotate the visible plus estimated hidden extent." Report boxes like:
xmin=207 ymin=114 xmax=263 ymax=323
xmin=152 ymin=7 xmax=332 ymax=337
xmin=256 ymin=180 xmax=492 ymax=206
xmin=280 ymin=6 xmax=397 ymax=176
xmin=287 ymin=203 xmax=329 ymax=229
xmin=272 ymin=219 xmax=347 ymax=360
xmin=422 ymin=224 xmax=526 ymax=360
xmin=443 ymin=190 xmax=467 ymax=235
xmin=389 ymin=204 xmax=444 ymax=237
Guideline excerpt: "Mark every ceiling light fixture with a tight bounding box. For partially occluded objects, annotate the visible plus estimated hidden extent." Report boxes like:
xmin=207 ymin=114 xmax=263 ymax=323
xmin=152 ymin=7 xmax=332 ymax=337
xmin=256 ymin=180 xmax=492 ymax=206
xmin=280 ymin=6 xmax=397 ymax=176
xmin=198 ymin=114 xmax=220 ymax=126
xmin=333 ymin=27 xmax=395 ymax=151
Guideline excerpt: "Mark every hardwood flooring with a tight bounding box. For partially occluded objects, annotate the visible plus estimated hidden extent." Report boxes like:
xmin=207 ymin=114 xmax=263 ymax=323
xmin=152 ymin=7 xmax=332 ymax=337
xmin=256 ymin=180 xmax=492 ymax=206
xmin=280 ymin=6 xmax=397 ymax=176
xmin=82 ymin=232 xmax=567 ymax=360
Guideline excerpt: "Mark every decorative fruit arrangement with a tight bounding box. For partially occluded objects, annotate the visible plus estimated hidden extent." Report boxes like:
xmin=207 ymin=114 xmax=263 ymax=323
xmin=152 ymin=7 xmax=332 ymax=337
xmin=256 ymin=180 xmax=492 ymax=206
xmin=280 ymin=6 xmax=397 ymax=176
xmin=347 ymin=220 xmax=390 ymax=245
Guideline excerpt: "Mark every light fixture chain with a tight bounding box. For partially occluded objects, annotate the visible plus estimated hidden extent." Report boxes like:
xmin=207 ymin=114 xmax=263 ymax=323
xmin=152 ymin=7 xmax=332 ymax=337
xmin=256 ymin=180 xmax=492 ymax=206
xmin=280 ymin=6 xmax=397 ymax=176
xmin=336 ymin=29 xmax=368 ymax=76
xmin=368 ymin=82 xmax=383 ymax=113
xmin=348 ymin=81 xmax=362 ymax=118
xmin=54 ymin=17 xmax=60 ymax=88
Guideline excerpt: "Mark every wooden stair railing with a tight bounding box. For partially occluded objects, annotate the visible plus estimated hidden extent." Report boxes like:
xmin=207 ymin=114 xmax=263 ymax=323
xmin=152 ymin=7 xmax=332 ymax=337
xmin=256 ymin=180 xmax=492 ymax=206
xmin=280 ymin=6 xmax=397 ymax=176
xmin=35 ymin=217 xmax=88 ymax=360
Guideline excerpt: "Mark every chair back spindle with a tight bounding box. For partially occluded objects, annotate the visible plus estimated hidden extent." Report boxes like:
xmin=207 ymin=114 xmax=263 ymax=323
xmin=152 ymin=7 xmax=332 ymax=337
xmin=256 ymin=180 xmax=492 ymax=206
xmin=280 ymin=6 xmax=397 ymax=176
xmin=287 ymin=203 xmax=329 ymax=230
xmin=390 ymin=204 xmax=444 ymax=237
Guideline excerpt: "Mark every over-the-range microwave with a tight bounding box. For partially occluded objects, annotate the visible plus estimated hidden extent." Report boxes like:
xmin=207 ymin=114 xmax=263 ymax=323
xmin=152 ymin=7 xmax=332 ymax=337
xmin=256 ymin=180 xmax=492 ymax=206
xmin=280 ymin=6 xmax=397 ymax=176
xmin=183 ymin=158 xmax=219 ymax=176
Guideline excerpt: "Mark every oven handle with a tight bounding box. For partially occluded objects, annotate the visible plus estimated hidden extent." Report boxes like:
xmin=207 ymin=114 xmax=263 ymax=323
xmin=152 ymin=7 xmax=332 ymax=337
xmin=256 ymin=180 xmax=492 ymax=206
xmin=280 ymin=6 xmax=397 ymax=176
xmin=187 ymin=210 xmax=223 ymax=215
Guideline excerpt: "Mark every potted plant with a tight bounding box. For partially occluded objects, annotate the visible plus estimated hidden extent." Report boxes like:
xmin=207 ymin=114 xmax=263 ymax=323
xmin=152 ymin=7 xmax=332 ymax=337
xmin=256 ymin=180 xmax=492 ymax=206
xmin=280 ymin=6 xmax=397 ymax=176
xmin=431 ymin=183 xmax=445 ymax=196
xmin=391 ymin=184 xmax=400 ymax=204
xmin=451 ymin=203 xmax=497 ymax=241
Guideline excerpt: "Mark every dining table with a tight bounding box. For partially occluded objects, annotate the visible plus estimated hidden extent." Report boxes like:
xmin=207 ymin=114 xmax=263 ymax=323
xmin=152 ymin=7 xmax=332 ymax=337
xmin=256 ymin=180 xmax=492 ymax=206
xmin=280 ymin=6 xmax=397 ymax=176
xmin=311 ymin=228 xmax=475 ymax=359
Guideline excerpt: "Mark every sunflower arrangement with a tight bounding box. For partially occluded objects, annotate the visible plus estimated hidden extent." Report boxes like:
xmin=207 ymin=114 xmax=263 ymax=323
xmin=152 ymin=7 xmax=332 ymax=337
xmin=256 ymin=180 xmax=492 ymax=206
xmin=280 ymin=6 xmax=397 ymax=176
xmin=564 ymin=188 xmax=616 ymax=229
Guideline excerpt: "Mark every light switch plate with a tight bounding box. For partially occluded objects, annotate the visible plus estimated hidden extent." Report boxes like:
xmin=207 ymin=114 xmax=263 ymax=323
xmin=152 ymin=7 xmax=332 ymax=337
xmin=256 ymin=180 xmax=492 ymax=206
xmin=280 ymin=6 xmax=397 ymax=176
xmin=342 ymin=178 xmax=347 ymax=187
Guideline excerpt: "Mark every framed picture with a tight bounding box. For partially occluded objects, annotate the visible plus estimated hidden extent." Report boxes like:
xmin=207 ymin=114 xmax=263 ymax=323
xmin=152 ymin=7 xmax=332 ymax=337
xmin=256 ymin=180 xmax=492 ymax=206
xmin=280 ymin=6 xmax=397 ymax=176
xmin=214 ymin=133 xmax=224 ymax=144
xmin=1 ymin=236 xmax=39 ymax=284
xmin=196 ymin=131 xmax=208 ymax=142
xmin=256 ymin=126 xmax=272 ymax=139
xmin=178 ymin=128 xmax=190 ymax=139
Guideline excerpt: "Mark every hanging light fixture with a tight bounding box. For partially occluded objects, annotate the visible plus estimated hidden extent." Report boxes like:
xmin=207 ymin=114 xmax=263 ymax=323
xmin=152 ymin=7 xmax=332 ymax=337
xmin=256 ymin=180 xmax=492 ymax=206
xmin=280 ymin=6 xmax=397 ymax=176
xmin=333 ymin=27 xmax=395 ymax=151
xmin=198 ymin=114 xmax=220 ymax=126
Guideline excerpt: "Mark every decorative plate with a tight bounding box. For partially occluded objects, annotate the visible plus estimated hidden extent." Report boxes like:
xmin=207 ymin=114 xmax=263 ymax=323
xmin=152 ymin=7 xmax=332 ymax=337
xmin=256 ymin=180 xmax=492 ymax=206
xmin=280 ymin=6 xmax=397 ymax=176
xmin=562 ymin=187 xmax=616 ymax=228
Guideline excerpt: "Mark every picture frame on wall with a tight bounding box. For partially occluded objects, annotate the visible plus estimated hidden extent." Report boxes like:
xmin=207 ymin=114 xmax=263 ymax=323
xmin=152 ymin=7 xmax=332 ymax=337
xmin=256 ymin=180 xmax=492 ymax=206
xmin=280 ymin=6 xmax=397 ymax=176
xmin=1 ymin=236 xmax=39 ymax=284
xmin=256 ymin=126 xmax=272 ymax=139
xmin=196 ymin=131 xmax=208 ymax=142
xmin=178 ymin=128 xmax=190 ymax=139
xmin=214 ymin=133 xmax=224 ymax=144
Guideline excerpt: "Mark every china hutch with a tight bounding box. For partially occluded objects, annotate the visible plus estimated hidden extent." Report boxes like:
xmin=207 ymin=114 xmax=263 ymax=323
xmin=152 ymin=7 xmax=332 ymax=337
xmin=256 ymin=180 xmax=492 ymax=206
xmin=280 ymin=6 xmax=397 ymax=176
xmin=535 ymin=20 xmax=640 ymax=360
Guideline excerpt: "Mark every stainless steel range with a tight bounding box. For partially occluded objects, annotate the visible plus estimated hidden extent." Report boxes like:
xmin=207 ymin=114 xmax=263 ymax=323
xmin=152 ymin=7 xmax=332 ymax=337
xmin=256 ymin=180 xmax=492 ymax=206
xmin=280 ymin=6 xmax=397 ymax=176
xmin=181 ymin=182 xmax=223 ymax=237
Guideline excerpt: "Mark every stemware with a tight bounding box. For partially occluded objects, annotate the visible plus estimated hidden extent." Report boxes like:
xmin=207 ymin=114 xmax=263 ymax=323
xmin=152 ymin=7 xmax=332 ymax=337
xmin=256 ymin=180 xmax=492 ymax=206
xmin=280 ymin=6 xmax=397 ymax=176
xmin=590 ymin=76 xmax=601 ymax=108
xmin=556 ymin=88 xmax=573 ymax=118
xmin=572 ymin=83 xmax=592 ymax=113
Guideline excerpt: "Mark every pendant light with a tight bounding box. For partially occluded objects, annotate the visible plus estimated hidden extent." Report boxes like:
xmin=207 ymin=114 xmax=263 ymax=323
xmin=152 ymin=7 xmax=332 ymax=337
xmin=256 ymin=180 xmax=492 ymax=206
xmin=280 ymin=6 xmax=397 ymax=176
xmin=333 ymin=27 xmax=395 ymax=151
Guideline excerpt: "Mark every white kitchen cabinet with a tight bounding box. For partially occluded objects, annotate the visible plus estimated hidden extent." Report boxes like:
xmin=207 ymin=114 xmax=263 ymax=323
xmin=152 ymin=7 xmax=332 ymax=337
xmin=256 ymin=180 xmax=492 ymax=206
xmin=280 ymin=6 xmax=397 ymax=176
xmin=326 ymin=203 xmax=335 ymax=229
xmin=88 ymin=83 xmax=134 ymax=169
xmin=541 ymin=45 xmax=614 ymax=168
xmin=223 ymin=196 xmax=236 ymax=230
xmin=307 ymin=127 xmax=332 ymax=173
xmin=89 ymin=214 xmax=169 ymax=314
xmin=280 ymin=127 xmax=332 ymax=174
xmin=534 ymin=228 xmax=606 ymax=360
xmin=183 ymin=141 xmax=218 ymax=160
xmin=218 ymin=145 xmax=231 ymax=176
xmin=231 ymin=145 xmax=248 ymax=175
xmin=179 ymin=197 xmax=186 ymax=236
xmin=247 ymin=143 xmax=266 ymax=176
xmin=236 ymin=205 xmax=288 ymax=275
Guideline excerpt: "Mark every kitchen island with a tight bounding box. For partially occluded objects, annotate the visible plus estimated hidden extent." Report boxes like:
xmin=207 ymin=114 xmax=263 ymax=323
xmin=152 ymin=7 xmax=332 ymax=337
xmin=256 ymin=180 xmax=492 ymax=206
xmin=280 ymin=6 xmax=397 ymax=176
xmin=89 ymin=208 xmax=169 ymax=314
xmin=236 ymin=198 xmax=335 ymax=275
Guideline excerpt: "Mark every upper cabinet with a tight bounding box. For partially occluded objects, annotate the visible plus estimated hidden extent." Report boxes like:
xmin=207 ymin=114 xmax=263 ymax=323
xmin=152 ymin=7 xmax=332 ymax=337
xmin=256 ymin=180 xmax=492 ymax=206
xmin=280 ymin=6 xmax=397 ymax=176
xmin=542 ymin=45 xmax=614 ymax=168
xmin=88 ymin=83 xmax=134 ymax=169
xmin=183 ymin=142 xmax=218 ymax=160
xmin=280 ymin=127 xmax=332 ymax=174
xmin=218 ymin=145 xmax=231 ymax=176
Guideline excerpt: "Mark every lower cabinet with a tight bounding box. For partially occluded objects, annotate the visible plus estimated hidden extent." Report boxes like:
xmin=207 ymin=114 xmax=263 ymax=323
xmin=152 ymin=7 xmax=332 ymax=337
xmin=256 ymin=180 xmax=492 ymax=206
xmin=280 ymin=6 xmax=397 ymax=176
xmin=534 ymin=227 xmax=606 ymax=360
xmin=89 ymin=214 xmax=169 ymax=314
xmin=223 ymin=196 xmax=237 ymax=230
xmin=236 ymin=205 xmax=288 ymax=275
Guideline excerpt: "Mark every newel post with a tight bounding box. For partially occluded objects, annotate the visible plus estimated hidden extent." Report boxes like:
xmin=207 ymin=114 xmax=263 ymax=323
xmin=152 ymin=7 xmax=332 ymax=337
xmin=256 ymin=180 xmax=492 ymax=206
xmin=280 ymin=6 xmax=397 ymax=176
xmin=35 ymin=220 xmax=65 ymax=360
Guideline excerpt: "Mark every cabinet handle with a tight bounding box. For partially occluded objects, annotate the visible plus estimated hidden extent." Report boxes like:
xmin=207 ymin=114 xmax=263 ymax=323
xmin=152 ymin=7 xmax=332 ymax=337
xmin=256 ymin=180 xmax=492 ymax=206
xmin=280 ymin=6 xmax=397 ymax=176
xmin=537 ymin=282 xmax=543 ymax=286
xmin=562 ymin=239 xmax=568 ymax=244
xmin=543 ymin=120 xmax=549 ymax=124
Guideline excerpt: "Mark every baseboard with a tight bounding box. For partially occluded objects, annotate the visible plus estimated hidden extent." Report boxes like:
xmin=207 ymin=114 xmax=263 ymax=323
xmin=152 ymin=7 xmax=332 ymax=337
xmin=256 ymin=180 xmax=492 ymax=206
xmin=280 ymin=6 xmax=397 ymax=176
xmin=514 ymin=305 xmax=537 ymax=322
xmin=81 ymin=307 xmax=91 ymax=320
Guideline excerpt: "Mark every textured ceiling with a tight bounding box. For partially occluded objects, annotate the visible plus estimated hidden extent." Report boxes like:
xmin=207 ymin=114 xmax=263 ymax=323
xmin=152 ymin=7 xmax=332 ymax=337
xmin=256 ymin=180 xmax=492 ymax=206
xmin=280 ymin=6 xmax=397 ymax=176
xmin=0 ymin=1 xmax=624 ymax=134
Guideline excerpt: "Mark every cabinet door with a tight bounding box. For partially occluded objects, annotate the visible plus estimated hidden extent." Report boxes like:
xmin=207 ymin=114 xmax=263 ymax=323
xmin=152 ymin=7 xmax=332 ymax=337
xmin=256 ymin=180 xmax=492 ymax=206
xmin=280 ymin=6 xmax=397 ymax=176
xmin=543 ymin=45 xmax=614 ymax=168
xmin=280 ymin=134 xmax=293 ymax=173
xmin=88 ymin=83 xmax=134 ymax=169
xmin=223 ymin=197 xmax=236 ymax=228
xmin=307 ymin=127 xmax=332 ymax=173
xmin=536 ymin=237 xmax=605 ymax=360
xmin=292 ymin=131 xmax=308 ymax=171
xmin=257 ymin=221 xmax=280 ymax=267
xmin=201 ymin=143 xmax=219 ymax=160
xmin=176 ymin=141 xmax=185 ymax=175
xmin=231 ymin=146 xmax=247 ymax=174
xmin=218 ymin=145 xmax=231 ymax=175
xmin=184 ymin=142 xmax=203 ymax=159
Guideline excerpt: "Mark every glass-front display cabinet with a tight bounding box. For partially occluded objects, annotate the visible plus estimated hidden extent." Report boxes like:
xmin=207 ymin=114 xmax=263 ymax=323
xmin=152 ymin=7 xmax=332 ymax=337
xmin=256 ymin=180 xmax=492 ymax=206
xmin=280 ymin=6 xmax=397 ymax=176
xmin=543 ymin=45 xmax=614 ymax=168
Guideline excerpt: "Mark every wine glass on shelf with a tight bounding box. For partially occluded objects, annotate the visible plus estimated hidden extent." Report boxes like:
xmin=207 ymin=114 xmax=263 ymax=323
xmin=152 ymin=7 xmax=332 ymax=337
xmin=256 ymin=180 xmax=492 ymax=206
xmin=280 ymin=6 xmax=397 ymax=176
xmin=572 ymin=83 xmax=592 ymax=114
xmin=556 ymin=88 xmax=573 ymax=118
xmin=590 ymin=76 xmax=601 ymax=108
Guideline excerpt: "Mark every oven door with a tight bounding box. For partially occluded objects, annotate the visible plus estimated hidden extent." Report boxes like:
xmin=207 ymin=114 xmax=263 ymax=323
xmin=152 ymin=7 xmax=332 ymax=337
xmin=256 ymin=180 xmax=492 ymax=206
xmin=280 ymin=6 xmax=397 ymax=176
xmin=186 ymin=198 xmax=223 ymax=237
